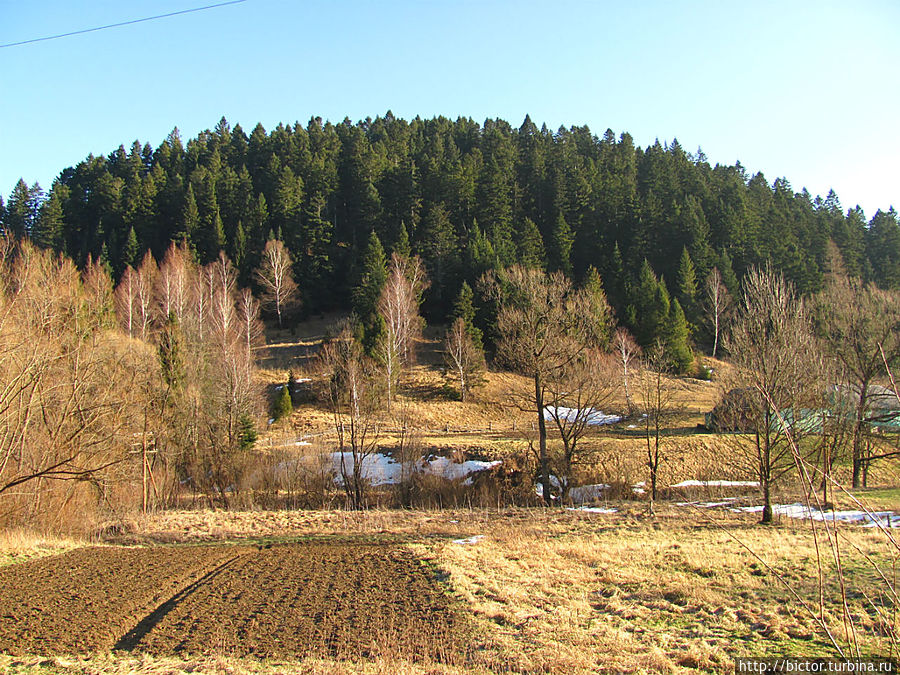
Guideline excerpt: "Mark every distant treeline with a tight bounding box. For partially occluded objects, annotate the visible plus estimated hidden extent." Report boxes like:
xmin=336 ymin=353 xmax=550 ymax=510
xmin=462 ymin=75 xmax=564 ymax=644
xmin=2 ymin=113 xmax=899 ymax=329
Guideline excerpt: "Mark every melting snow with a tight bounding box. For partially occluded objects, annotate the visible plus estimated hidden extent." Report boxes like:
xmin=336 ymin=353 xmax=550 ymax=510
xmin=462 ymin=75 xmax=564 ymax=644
xmin=671 ymin=480 xmax=759 ymax=488
xmin=544 ymin=406 xmax=622 ymax=426
xmin=731 ymin=503 xmax=900 ymax=528
xmin=566 ymin=506 xmax=618 ymax=514
xmin=329 ymin=453 xmax=500 ymax=487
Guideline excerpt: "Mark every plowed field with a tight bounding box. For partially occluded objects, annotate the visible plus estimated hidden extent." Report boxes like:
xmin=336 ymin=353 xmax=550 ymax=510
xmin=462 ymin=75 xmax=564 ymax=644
xmin=0 ymin=542 xmax=465 ymax=661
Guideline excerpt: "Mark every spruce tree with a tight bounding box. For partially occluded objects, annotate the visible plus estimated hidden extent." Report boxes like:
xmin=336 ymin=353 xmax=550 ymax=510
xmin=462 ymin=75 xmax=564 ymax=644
xmin=273 ymin=381 xmax=293 ymax=420
xmin=627 ymin=260 xmax=670 ymax=348
xmin=664 ymin=298 xmax=693 ymax=374
xmin=452 ymin=281 xmax=483 ymax=349
xmin=393 ymin=220 xmax=411 ymax=259
xmin=675 ymin=246 xmax=699 ymax=328
xmin=516 ymin=217 xmax=545 ymax=268
xmin=121 ymin=226 xmax=139 ymax=272
xmin=352 ymin=230 xmax=388 ymax=353
xmin=550 ymin=212 xmax=574 ymax=275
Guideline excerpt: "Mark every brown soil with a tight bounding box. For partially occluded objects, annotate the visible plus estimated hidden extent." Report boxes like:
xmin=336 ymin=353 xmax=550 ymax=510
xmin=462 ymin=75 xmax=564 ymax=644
xmin=0 ymin=542 xmax=466 ymax=662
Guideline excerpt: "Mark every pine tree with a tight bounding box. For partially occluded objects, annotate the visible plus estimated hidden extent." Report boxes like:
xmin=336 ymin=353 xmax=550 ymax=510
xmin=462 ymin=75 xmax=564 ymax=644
xmin=626 ymin=260 xmax=670 ymax=348
xmin=550 ymin=212 xmax=574 ymax=275
xmin=180 ymin=184 xmax=200 ymax=248
xmin=231 ymin=220 xmax=247 ymax=270
xmin=464 ymin=221 xmax=498 ymax=283
xmin=352 ymin=230 xmax=388 ymax=353
xmin=392 ymin=220 xmax=411 ymax=259
xmin=34 ymin=182 xmax=67 ymax=250
xmin=664 ymin=298 xmax=693 ymax=374
xmin=452 ymin=281 xmax=483 ymax=349
xmin=582 ymin=266 xmax=615 ymax=348
xmin=517 ymin=217 xmax=545 ymax=268
xmin=121 ymin=226 xmax=139 ymax=273
xmin=716 ymin=248 xmax=740 ymax=295
xmin=675 ymin=246 xmax=699 ymax=328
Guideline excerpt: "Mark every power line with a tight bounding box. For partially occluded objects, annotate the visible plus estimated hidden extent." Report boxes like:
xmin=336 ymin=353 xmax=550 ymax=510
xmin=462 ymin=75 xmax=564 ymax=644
xmin=0 ymin=0 xmax=248 ymax=49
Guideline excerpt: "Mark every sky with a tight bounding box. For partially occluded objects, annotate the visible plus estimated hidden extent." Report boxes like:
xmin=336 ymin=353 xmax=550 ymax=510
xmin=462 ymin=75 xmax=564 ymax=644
xmin=1 ymin=0 xmax=897 ymax=219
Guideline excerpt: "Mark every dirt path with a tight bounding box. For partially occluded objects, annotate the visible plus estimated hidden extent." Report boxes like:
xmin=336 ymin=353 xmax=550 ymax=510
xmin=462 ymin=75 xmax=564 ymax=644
xmin=0 ymin=541 xmax=465 ymax=660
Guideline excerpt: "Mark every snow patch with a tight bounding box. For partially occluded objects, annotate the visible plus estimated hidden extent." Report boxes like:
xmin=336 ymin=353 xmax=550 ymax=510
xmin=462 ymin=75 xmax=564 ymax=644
xmin=731 ymin=503 xmax=900 ymax=528
xmin=671 ymin=480 xmax=759 ymax=488
xmin=329 ymin=453 xmax=500 ymax=487
xmin=544 ymin=406 xmax=622 ymax=426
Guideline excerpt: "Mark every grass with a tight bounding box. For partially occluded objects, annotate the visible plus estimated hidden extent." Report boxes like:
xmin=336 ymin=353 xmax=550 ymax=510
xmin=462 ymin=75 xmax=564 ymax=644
xmin=0 ymin=529 xmax=85 ymax=568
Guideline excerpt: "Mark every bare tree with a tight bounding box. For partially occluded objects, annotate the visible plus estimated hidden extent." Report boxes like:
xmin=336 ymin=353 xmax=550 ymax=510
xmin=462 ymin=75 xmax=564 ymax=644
xmin=319 ymin=323 xmax=382 ymax=509
xmin=725 ymin=266 xmax=822 ymax=523
xmin=543 ymin=349 xmax=620 ymax=501
xmin=443 ymin=317 xmax=485 ymax=403
xmin=376 ymin=253 xmax=428 ymax=409
xmin=612 ymin=327 xmax=641 ymax=413
xmin=135 ymin=251 xmax=158 ymax=341
xmin=237 ymin=287 xmax=265 ymax=363
xmin=491 ymin=265 xmax=614 ymax=505
xmin=156 ymin=241 xmax=193 ymax=326
xmin=705 ymin=266 xmax=733 ymax=359
xmin=814 ymin=273 xmax=900 ymax=487
xmin=255 ymin=238 xmax=298 ymax=328
xmin=635 ymin=341 xmax=683 ymax=512
xmin=115 ymin=265 xmax=138 ymax=338
xmin=0 ymin=243 xmax=137 ymax=525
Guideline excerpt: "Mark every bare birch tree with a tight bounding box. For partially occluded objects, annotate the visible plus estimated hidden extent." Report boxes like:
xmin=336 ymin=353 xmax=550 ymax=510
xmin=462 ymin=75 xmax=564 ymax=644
xmin=156 ymin=241 xmax=193 ymax=326
xmin=376 ymin=253 xmax=428 ymax=409
xmin=705 ymin=266 xmax=733 ymax=359
xmin=255 ymin=238 xmax=298 ymax=328
xmin=115 ymin=265 xmax=138 ymax=338
xmin=444 ymin=317 xmax=485 ymax=402
xmin=613 ymin=327 xmax=641 ymax=413
xmin=131 ymin=251 xmax=157 ymax=341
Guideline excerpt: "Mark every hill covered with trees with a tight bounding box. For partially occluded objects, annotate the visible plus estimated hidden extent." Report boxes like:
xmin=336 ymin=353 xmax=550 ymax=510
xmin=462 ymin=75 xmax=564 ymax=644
xmin=2 ymin=113 xmax=898 ymax=340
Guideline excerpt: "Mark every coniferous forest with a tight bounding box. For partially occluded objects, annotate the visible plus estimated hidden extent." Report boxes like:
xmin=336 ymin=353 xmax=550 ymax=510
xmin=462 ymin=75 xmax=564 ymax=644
xmin=2 ymin=113 xmax=899 ymax=344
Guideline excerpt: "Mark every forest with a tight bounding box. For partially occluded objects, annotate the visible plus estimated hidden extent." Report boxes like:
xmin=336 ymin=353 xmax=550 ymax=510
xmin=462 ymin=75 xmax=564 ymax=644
xmin=2 ymin=113 xmax=899 ymax=345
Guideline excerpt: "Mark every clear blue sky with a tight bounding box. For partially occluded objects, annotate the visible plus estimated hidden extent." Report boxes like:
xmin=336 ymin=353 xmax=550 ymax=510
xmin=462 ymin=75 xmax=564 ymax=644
xmin=1 ymin=0 xmax=897 ymax=218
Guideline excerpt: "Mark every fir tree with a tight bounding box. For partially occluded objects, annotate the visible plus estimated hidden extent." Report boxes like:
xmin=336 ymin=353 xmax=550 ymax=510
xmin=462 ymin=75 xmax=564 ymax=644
xmin=452 ymin=281 xmax=483 ymax=349
xmin=664 ymin=298 xmax=693 ymax=374
xmin=121 ymin=226 xmax=139 ymax=273
xmin=516 ymin=217 xmax=545 ymax=268
xmin=550 ymin=212 xmax=574 ymax=275
xmin=273 ymin=381 xmax=293 ymax=420
xmin=352 ymin=230 xmax=388 ymax=353
xmin=675 ymin=246 xmax=699 ymax=328
xmin=627 ymin=260 xmax=670 ymax=348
